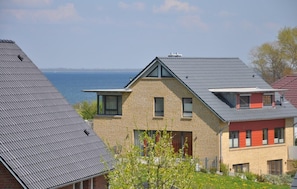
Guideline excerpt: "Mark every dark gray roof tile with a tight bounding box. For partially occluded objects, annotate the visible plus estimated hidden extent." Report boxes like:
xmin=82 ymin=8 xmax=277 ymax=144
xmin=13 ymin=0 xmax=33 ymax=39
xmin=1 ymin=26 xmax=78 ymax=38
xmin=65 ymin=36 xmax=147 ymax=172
xmin=0 ymin=40 xmax=113 ymax=189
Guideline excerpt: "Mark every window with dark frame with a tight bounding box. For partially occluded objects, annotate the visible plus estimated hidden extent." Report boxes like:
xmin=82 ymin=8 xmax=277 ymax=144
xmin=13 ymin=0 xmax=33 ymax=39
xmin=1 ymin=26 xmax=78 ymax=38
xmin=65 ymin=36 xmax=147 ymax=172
xmin=246 ymin=130 xmax=251 ymax=146
xmin=229 ymin=131 xmax=239 ymax=148
xmin=182 ymin=98 xmax=192 ymax=117
xmin=263 ymin=128 xmax=268 ymax=145
xmin=263 ymin=94 xmax=273 ymax=106
xmin=239 ymin=95 xmax=250 ymax=108
xmin=274 ymin=127 xmax=284 ymax=144
xmin=233 ymin=163 xmax=249 ymax=173
xmin=161 ymin=66 xmax=172 ymax=77
xmin=147 ymin=66 xmax=158 ymax=77
xmin=154 ymin=97 xmax=164 ymax=116
xmin=267 ymin=159 xmax=282 ymax=175
xmin=98 ymin=95 xmax=122 ymax=115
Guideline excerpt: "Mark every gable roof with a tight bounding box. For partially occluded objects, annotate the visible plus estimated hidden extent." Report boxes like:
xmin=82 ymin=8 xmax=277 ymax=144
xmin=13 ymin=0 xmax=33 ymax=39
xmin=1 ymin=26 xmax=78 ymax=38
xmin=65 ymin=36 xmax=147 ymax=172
xmin=126 ymin=57 xmax=297 ymax=122
xmin=0 ymin=40 xmax=113 ymax=189
xmin=272 ymin=75 xmax=297 ymax=108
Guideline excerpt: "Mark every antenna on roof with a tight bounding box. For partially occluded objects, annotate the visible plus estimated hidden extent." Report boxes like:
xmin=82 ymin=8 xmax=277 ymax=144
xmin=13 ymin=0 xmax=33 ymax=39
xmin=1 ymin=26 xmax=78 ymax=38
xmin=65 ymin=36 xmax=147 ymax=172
xmin=168 ymin=52 xmax=182 ymax=57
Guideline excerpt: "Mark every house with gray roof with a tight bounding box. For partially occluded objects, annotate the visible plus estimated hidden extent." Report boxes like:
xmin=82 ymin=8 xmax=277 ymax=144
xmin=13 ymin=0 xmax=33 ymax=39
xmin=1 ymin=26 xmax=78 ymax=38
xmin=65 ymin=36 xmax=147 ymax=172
xmin=85 ymin=55 xmax=297 ymax=175
xmin=0 ymin=40 xmax=113 ymax=189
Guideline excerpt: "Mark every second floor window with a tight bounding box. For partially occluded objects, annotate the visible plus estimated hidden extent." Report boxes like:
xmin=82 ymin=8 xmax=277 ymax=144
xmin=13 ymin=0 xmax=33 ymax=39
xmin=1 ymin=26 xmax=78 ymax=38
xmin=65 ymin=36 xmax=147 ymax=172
xmin=154 ymin=97 xmax=164 ymax=116
xmin=263 ymin=94 xmax=273 ymax=106
xmin=274 ymin=128 xmax=284 ymax=144
xmin=263 ymin=128 xmax=268 ymax=145
xmin=246 ymin=130 xmax=251 ymax=146
xmin=98 ymin=95 xmax=122 ymax=115
xmin=182 ymin=98 xmax=192 ymax=117
xmin=229 ymin=131 xmax=239 ymax=148
xmin=240 ymin=95 xmax=250 ymax=108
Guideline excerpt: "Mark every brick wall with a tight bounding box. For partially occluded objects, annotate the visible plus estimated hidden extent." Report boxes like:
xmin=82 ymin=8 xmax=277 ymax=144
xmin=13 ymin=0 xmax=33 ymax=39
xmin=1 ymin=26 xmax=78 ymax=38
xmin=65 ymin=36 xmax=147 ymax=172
xmin=93 ymin=78 xmax=221 ymax=160
xmin=0 ymin=162 xmax=23 ymax=189
xmin=222 ymin=118 xmax=294 ymax=174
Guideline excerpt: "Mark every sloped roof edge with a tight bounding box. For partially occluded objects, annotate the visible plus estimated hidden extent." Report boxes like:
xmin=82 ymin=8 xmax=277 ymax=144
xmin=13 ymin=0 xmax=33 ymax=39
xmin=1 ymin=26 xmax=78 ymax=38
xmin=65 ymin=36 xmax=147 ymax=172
xmin=0 ymin=157 xmax=28 ymax=189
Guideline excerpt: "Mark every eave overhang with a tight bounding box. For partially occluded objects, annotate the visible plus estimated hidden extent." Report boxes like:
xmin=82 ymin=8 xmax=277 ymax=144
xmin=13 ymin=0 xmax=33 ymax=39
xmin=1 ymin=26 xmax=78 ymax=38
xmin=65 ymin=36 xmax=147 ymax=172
xmin=209 ymin=87 xmax=288 ymax=93
xmin=83 ymin=89 xmax=132 ymax=93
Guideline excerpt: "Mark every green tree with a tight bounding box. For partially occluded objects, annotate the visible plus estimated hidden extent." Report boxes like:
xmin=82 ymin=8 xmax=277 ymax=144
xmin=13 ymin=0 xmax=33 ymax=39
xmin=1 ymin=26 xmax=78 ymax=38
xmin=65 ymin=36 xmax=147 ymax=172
xmin=73 ymin=100 xmax=97 ymax=120
xmin=250 ymin=26 xmax=297 ymax=84
xmin=108 ymin=130 xmax=196 ymax=189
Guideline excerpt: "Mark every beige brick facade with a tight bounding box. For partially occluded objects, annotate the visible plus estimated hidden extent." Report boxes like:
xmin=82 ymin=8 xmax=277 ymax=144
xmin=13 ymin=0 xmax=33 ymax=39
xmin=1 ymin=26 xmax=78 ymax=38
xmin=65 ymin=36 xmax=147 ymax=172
xmin=93 ymin=78 xmax=221 ymax=160
xmin=93 ymin=76 xmax=295 ymax=174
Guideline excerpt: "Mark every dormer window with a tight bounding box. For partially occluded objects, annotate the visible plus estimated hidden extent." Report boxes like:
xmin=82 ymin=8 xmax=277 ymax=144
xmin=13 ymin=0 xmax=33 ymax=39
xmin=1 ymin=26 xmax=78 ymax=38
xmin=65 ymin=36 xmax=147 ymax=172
xmin=239 ymin=94 xmax=250 ymax=109
xmin=263 ymin=93 xmax=273 ymax=106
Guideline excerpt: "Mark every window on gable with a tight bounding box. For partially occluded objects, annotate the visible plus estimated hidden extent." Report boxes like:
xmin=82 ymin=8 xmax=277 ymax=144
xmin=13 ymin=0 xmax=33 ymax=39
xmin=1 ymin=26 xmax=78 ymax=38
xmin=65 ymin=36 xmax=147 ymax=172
xmin=161 ymin=66 xmax=172 ymax=77
xmin=182 ymin=98 xmax=192 ymax=117
xmin=229 ymin=131 xmax=239 ymax=148
xmin=98 ymin=95 xmax=122 ymax=115
xmin=263 ymin=94 xmax=273 ymax=106
xmin=154 ymin=97 xmax=164 ymax=117
xmin=147 ymin=66 xmax=158 ymax=77
xmin=263 ymin=128 xmax=268 ymax=145
xmin=147 ymin=65 xmax=172 ymax=77
xmin=239 ymin=95 xmax=250 ymax=108
xmin=274 ymin=127 xmax=284 ymax=144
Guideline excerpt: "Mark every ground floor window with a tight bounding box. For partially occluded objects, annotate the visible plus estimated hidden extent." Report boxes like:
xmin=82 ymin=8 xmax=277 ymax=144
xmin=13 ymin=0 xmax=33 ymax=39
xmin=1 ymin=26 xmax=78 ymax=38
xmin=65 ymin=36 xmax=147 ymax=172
xmin=233 ymin=163 xmax=249 ymax=173
xmin=267 ymin=159 xmax=282 ymax=175
xmin=134 ymin=130 xmax=192 ymax=156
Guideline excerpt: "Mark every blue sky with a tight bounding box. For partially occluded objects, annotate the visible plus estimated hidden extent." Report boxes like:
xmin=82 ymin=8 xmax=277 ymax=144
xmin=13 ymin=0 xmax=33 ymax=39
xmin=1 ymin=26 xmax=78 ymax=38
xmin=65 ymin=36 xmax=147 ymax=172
xmin=1 ymin=0 xmax=296 ymax=69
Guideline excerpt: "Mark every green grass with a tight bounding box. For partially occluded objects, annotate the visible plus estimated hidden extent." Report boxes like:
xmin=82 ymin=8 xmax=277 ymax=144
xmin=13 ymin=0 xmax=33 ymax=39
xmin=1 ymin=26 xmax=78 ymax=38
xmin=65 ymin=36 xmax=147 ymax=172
xmin=190 ymin=173 xmax=290 ymax=189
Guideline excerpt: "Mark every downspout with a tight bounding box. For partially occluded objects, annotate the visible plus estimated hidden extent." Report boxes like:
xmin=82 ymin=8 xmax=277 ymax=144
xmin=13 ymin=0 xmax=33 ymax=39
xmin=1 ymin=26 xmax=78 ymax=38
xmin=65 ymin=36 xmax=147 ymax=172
xmin=218 ymin=122 xmax=230 ymax=166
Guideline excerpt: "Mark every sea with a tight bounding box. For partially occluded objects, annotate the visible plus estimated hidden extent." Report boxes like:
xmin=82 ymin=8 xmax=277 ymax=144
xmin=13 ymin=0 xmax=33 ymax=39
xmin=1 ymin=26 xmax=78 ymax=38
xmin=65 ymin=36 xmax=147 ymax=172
xmin=43 ymin=70 xmax=139 ymax=105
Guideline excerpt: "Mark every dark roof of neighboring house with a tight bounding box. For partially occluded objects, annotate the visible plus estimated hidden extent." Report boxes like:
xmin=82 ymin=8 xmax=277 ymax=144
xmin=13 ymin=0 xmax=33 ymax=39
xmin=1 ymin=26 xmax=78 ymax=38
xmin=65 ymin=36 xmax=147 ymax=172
xmin=272 ymin=75 xmax=297 ymax=108
xmin=126 ymin=57 xmax=297 ymax=122
xmin=0 ymin=40 xmax=113 ymax=189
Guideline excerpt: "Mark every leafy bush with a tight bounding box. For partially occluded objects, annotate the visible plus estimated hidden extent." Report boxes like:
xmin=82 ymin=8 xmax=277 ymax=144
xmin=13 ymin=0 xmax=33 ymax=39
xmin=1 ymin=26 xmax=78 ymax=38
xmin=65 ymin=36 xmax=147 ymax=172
xmin=220 ymin=163 xmax=229 ymax=176
xmin=244 ymin=172 xmax=257 ymax=181
xmin=209 ymin=167 xmax=217 ymax=174
xmin=263 ymin=174 xmax=292 ymax=185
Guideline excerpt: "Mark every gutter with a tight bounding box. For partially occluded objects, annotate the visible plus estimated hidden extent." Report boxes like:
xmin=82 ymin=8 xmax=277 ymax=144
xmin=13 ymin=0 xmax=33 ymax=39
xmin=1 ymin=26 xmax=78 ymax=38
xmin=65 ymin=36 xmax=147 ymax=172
xmin=50 ymin=169 xmax=113 ymax=189
xmin=217 ymin=122 xmax=230 ymax=165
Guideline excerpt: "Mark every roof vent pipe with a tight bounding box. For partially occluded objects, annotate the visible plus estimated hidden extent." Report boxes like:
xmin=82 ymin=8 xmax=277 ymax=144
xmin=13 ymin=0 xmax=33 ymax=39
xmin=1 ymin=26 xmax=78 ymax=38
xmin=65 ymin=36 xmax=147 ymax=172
xmin=168 ymin=52 xmax=182 ymax=57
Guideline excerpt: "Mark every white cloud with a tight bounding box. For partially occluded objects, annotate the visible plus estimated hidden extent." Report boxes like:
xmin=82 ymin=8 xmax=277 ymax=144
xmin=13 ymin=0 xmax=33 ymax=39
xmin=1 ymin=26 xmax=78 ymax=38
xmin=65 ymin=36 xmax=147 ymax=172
xmin=118 ymin=2 xmax=145 ymax=11
xmin=153 ymin=0 xmax=197 ymax=13
xmin=177 ymin=15 xmax=208 ymax=31
xmin=5 ymin=3 xmax=81 ymax=23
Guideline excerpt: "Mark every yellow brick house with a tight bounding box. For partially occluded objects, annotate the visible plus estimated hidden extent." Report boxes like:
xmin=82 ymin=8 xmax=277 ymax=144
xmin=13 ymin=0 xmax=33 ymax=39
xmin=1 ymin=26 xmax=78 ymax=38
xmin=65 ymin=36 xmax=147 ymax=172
xmin=85 ymin=56 xmax=297 ymax=175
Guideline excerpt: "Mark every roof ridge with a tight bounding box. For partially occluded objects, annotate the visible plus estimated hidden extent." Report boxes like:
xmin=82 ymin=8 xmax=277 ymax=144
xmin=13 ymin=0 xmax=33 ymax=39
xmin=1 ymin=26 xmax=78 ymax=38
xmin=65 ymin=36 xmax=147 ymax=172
xmin=0 ymin=39 xmax=15 ymax=43
xmin=158 ymin=57 xmax=239 ymax=59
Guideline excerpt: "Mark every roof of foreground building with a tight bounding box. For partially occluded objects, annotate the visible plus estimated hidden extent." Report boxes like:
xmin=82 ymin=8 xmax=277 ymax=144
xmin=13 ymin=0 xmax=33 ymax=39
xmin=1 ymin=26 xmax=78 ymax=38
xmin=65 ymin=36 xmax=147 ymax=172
xmin=0 ymin=39 xmax=113 ymax=189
